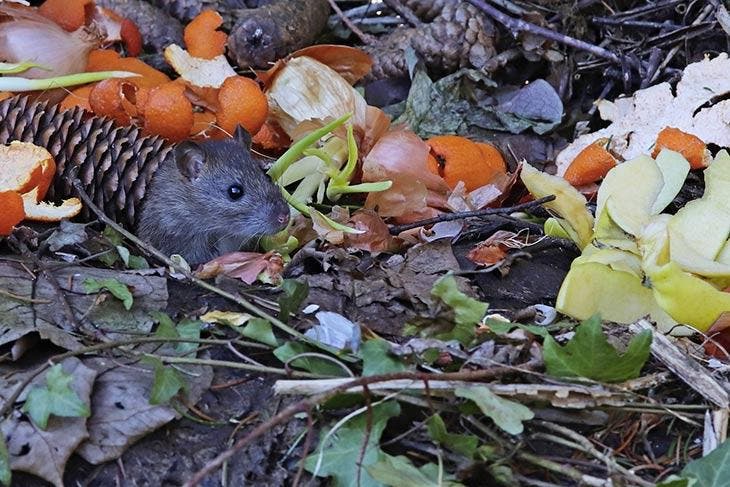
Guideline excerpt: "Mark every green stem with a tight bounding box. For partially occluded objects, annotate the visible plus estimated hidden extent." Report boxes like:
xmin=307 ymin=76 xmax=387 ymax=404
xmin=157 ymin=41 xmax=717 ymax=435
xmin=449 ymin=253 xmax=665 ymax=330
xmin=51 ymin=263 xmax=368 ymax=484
xmin=0 ymin=71 xmax=140 ymax=91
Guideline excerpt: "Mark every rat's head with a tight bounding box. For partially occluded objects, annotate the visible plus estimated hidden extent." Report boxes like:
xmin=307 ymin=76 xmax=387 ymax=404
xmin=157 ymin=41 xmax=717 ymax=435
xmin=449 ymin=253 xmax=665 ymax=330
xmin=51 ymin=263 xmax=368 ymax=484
xmin=173 ymin=126 xmax=290 ymax=242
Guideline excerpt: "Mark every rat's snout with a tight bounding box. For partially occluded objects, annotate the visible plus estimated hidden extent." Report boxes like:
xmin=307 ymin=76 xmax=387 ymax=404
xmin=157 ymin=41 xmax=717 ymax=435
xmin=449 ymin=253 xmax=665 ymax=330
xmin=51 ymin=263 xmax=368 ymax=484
xmin=269 ymin=197 xmax=290 ymax=231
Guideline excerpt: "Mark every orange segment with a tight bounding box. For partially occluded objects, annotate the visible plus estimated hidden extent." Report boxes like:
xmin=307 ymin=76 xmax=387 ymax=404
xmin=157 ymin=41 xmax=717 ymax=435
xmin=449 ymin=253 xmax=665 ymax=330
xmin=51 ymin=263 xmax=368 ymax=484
xmin=0 ymin=191 xmax=25 ymax=236
xmin=563 ymin=138 xmax=618 ymax=186
xmin=652 ymin=127 xmax=710 ymax=170
xmin=139 ymin=82 xmax=194 ymax=142
xmin=215 ymin=76 xmax=268 ymax=136
xmin=39 ymin=0 xmax=93 ymax=31
xmin=87 ymin=49 xmax=170 ymax=88
xmin=426 ymin=135 xmax=503 ymax=191
xmin=184 ymin=10 xmax=227 ymax=60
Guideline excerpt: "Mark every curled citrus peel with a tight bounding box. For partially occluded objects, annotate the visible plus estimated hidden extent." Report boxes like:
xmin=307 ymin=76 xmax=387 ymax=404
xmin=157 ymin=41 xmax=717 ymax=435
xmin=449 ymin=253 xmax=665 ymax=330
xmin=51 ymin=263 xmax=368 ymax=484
xmin=426 ymin=135 xmax=507 ymax=191
xmin=563 ymin=138 xmax=618 ymax=186
xmin=652 ymin=127 xmax=711 ymax=170
xmin=0 ymin=141 xmax=81 ymax=236
xmin=184 ymin=10 xmax=227 ymax=60
xmin=39 ymin=0 xmax=94 ymax=32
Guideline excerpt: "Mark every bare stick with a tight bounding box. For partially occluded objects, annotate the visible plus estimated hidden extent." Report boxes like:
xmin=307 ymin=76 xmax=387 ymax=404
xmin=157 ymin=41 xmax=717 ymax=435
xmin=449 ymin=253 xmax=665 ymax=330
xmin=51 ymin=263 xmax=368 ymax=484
xmin=183 ymin=366 xmax=533 ymax=486
xmin=327 ymin=0 xmax=376 ymax=44
xmin=382 ymin=0 xmax=421 ymax=26
xmin=467 ymin=0 xmax=621 ymax=63
xmin=388 ymin=195 xmax=556 ymax=234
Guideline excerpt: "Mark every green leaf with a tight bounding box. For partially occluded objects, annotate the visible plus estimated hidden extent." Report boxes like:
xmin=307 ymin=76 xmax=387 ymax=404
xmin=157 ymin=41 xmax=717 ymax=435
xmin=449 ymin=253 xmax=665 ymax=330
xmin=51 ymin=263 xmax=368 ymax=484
xmin=426 ymin=414 xmax=478 ymax=458
xmin=484 ymin=318 xmax=549 ymax=337
xmin=0 ymin=435 xmax=10 ymax=487
xmin=148 ymin=358 xmax=186 ymax=405
xmin=455 ymin=386 xmax=533 ymax=435
xmin=361 ymin=339 xmax=407 ymax=376
xmin=305 ymin=401 xmax=400 ymax=487
xmin=431 ymin=274 xmax=488 ymax=345
xmin=274 ymin=342 xmax=347 ymax=376
xmin=673 ymin=440 xmax=730 ymax=487
xmin=543 ymin=315 xmax=652 ymax=382
xmin=152 ymin=311 xmax=178 ymax=339
xmin=367 ymin=454 xmax=464 ymax=487
xmin=83 ymin=277 xmax=133 ymax=310
xmin=21 ymin=364 xmax=90 ymax=429
xmin=175 ymin=319 xmax=201 ymax=354
xmin=241 ymin=318 xmax=278 ymax=347
xmin=278 ymin=279 xmax=309 ymax=322
xmin=656 ymin=477 xmax=692 ymax=487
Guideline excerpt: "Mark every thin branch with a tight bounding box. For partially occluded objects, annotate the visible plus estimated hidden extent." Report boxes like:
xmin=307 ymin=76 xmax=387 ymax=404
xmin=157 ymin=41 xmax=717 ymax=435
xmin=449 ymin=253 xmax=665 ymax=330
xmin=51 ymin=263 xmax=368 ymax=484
xmin=467 ymin=0 xmax=621 ymax=63
xmin=183 ymin=366 xmax=534 ymax=486
xmin=327 ymin=0 xmax=376 ymax=44
xmin=388 ymin=195 xmax=556 ymax=234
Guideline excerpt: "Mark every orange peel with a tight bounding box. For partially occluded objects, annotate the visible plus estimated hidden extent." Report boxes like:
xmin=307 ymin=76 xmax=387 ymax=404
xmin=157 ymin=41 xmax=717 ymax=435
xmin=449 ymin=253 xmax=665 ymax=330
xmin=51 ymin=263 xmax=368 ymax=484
xmin=564 ymin=138 xmax=618 ymax=186
xmin=215 ymin=76 xmax=268 ymax=136
xmin=0 ymin=190 xmax=24 ymax=236
xmin=184 ymin=10 xmax=227 ymax=60
xmin=139 ymin=82 xmax=194 ymax=142
xmin=0 ymin=141 xmax=82 ymax=234
xmin=87 ymin=49 xmax=170 ymax=88
xmin=652 ymin=127 xmax=711 ymax=170
xmin=39 ymin=0 xmax=93 ymax=32
xmin=427 ymin=135 xmax=506 ymax=191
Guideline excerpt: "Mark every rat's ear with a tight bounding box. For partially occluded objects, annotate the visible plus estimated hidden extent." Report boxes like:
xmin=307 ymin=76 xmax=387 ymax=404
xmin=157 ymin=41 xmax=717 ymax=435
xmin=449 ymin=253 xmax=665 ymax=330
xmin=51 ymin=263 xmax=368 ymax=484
xmin=233 ymin=125 xmax=252 ymax=149
xmin=174 ymin=141 xmax=206 ymax=180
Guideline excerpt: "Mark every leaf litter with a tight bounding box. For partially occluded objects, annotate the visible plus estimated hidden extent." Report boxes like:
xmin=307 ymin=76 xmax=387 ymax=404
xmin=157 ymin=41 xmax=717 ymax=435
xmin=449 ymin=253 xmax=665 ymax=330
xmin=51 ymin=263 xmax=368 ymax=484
xmin=2 ymin=1 xmax=730 ymax=486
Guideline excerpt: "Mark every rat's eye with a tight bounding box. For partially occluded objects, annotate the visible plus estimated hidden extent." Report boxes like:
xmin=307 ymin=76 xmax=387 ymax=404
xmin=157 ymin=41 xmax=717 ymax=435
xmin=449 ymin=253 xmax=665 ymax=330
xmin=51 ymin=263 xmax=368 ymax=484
xmin=228 ymin=184 xmax=244 ymax=200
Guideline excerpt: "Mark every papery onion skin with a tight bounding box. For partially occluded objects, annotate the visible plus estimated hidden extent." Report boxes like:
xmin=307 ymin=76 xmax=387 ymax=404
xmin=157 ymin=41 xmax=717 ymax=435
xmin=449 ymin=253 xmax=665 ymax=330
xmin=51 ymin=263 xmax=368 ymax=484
xmin=0 ymin=5 xmax=99 ymax=78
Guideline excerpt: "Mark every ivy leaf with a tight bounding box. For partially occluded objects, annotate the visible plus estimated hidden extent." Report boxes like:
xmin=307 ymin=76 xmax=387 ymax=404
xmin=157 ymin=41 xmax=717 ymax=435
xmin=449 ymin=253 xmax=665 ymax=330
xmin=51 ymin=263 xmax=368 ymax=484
xmin=274 ymin=342 xmax=347 ymax=376
xmin=431 ymin=274 xmax=488 ymax=345
xmin=361 ymin=339 xmax=407 ymax=376
xmin=305 ymin=401 xmax=400 ymax=487
xmin=426 ymin=414 xmax=478 ymax=458
xmin=152 ymin=311 xmax=178 ymax=339
xmin=241 ymin=318 xmax=278 ymax=347
xmin=543 ymin=315 xmax=652 ymax=382
xmin=455 ymin=386 xmax=533 ymax=435
xmin=175 ymin=319 xmax=201 ymax=354
xmin=367 ymin=453 xmax=464 ymax=487
xmin=659 ymin=439 xmax=730 ymax=487
xmin=278 ymin=279 xmax=309 ymax=322
xmin=21 ymin=364 xmax=91 ymax=429
xmin=147 ymin=358 xmax=186 ymax=405
xmin=83 ymin=277 xmax=133 ymax=310
xmin=0 ymin=436 xmax=10 ymax=487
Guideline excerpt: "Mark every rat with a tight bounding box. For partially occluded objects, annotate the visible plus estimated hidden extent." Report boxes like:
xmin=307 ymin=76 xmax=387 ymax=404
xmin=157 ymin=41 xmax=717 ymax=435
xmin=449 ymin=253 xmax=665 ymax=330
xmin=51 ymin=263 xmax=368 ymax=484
xmin=136 ymin=126 xmax=291 ymax=263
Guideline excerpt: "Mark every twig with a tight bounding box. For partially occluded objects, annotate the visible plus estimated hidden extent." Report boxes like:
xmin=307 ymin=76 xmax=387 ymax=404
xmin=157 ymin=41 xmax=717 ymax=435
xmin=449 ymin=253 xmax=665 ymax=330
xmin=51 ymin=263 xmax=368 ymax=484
xmin=382 ymin=0 xmax=421 ymax=26
xmin=183 ymin=366 xmax=531 ymax=486
xmin=326 ymin=0 xmax=376 ymax=44
xmin=69 ymin=179 xmax=345 ymax=357
xmin=466 ymin=0 xmax=621 ymax=63
xmin=388 ymin=195 xmax=556 ymax=234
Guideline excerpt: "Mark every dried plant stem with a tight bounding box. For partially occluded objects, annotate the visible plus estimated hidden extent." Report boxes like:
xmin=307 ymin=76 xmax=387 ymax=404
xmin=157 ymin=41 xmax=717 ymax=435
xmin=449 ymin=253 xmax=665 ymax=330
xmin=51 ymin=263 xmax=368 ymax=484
xmin=388 ymin=195 xmax=556 ymax=234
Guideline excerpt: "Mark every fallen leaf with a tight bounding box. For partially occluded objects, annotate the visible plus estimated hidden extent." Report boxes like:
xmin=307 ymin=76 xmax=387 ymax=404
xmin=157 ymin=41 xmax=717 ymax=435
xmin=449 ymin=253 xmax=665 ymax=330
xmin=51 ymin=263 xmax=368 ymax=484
xmin=367 ymin=454 xmax=464 ymax=487
xmin=194 ymin=251 xmax=284 ymax=285
xmin=455 ymin=386 xmax=534 ymax=435
xmin=543 ymin=315 xmax=652 ymax=382
xmin=431 ymin=274 xmax=488 ymax=345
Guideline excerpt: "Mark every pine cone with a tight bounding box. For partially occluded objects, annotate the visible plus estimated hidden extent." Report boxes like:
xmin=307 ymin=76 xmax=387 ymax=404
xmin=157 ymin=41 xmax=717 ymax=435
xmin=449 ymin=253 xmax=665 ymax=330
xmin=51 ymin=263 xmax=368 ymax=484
xmin=0 ymin=96 xmax=171 ymax=227
xmin=363 ymin=1 xmax=497 ymax=80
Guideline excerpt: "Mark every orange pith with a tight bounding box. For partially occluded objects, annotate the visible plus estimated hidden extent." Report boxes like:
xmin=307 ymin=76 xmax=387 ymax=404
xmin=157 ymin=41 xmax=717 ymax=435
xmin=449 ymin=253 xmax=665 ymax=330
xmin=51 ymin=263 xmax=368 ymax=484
xmin=426 ymin=135 xmax=506 ymax=191
xmin=563 ymin=138 xmax=617 ymax=186
xmin=215 ymin=76 xmax=268 ymax=136
xmin=184 ymin=10 xmax=227 ymax=60
xmin=652 ymin=127 xmax=710 ymax=169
